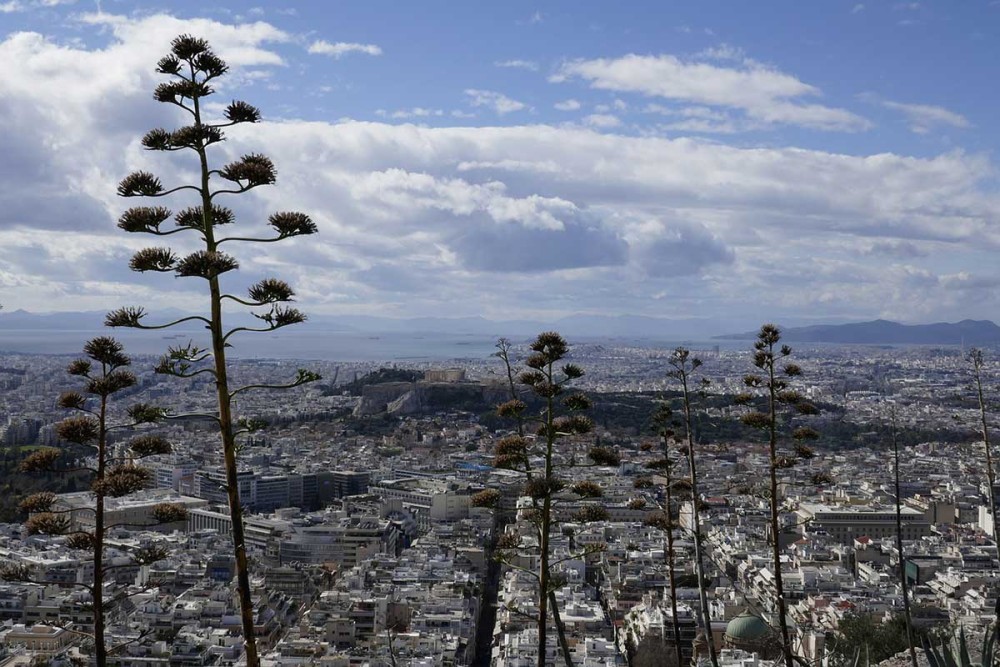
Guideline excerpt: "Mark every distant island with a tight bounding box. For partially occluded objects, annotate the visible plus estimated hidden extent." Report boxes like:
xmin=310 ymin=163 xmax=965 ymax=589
xmin=715 ymin=319 xmax=1000 ymax=345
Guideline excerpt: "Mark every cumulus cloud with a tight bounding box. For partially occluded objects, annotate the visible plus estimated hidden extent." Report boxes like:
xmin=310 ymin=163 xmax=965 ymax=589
xmin=307 ymin=40 xmax=382 ymax=58
xmin=464 ymin=89 xmax=528 ymax=115
xmin=0 ymin=12 xmax=998 ymax=323
xmin=553 ymin=53 xmax=871 ymax=131
xmin=554 ymin=99 xmax=581 ymax=111
xmin=582 ymin=113 xmax=621 ymax=128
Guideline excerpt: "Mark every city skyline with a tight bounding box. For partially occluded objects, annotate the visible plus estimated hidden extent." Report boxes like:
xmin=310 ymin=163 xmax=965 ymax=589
xmin=0 ymin=1 xmax=997 ymax=329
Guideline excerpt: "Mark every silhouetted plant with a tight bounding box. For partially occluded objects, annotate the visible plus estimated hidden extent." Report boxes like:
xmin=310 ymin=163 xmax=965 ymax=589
xmin=107 ymin=35 xmax=321 ymax=667
xmin=735 ymin=324 xmax=820 ymax=667
xmin=0 ymin=337 xmax=179 ymax=667
xmin=967 ymin=349 xmax=1000 ymax=576
xmin=885 ymin=404 xmax=918 ymax=667
xmin=647 ymin=402 xmax=697 ymax=667
xmin=667 ymin=347 xmax=719 ymax=667
xmin=483 ymin=333 xmax=616 ymax=667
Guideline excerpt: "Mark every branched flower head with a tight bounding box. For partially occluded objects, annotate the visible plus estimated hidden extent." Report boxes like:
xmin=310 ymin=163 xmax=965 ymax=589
xmin=93 ymin=466 xmax=152 ymax=498
xmin=170 ymin=124 xmax=223 ymax=149
xmin=248 ymin=278 xmax=295 ymax=304
xmin=588 ymin=446 xmax=620 ymax=467
xmin=176 ymin=250 xmax=239 ymax=280
xmin=175 ymin=205 xmax=233 ymax=230
xmin=132 ymin=545 xmax=169 ymax=565
xmin=105 ymin=306 xmax=146 ymax=328
xmin=740 ymin=412 xmax=770 ymax=429
xmin=570 ymin=481 xmax=603 ymax=498
xmin=87 ymin=369 xmax=137 ymax=396
xmin=496 ymin=532 xmax=522 ymax=551
xmin=118 ymin=171 xmax=164 ymax=197
xmin=555 ymin=415 xmax=594 ymax=436
xmin=525 ymin=477 xmax=565 ymax=500
xmin=66 ymin=533 xmax=96 ymax=551
xmin=19 ymin=492 xmax=56 ymax=514
xmin=58 ymin=391 xmax=87 ymax=410
xmin=529 ymin=331 xmax=569 ymax=362
xmin=128 ymin=403 xmax=168 ymax=424
xmin=494 ymin=435 xmax=529 ymax=470
xmin=19 ymin=448 xmax=61 ymax=473
xmin=25 ymin=513 xmax=71 ymax=535
xmin=151 ymin=503 xmax=188 ymax=524
xmin=57 ymin=416 xmax=100 ymax=445
xmin=119 ymin=206 xmax=172 ymax=234
xmin=128 ymin=248 xmax=177 ymax=273
xmin=269 ymin=212 xmax=318 ymax=237
xmin=170 ymin=34 xmax=210 ymax=60
xmin=471 ymin=489 xmax=501 ymax=508
xmin=220 ymin=153 xmax=276 ymax=186
xmin=497 ymin=399 xmax=527 ymax=418
xmin=225 ymin=100 xmax=261 ymax=124
xmin=129 ymin=434 xmax=172 ymax=458
xmin=253 ymin=305 xmax=306 ymax=328
xmin=84 ymin=337 xmax=130 ymax=367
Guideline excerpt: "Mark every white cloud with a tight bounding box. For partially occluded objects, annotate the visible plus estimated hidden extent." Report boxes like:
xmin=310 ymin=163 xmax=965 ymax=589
xmin=881 ymin=99 xmax=970 ymax=134
xmin=554 ymin=53 xmax=870 ymax=132
xmin=376 ymin=107 xmax=445 ymax=120
xmin=583 ymin=113 xmax=621 ymax=128
xmin=495 ymin=59 xmax=538 ymax=71
xmin=307 ymin=40 xmax=382 ymax=58
xmin=464 ymin=89 xmax=528 ymax=115
xmin=851 ymin=4 xmax=865 ymax=13
xmin=0 ymin=13 xmax=998 ymax=323
xmin=554 ymin=99 xmax=581 ymax=111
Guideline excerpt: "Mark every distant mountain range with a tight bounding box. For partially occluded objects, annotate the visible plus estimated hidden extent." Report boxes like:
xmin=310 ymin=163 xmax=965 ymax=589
xmin=3 ymin=310 xmax=997 ymax=347
xmin=0 ymin=309 xmax=744 ymax=340
xmin=715 ymin=319 xmax=1000 ymax=345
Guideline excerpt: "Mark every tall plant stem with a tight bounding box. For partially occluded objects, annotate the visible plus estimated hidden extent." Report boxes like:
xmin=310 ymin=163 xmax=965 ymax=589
xmin=889 ymin=408 xmax=918 ymax=667
xmin=765 ymin=344 xmax=794 ymax=667
xmin=192 ymin=91 xmax=259 ymax=667
xmin=93 ymin=391 xmax=108 ymax=667
xmin=679 ymin=370 xmax=719 ymax=667
xmin=969 ymin=350 xmax=1000 ymax=619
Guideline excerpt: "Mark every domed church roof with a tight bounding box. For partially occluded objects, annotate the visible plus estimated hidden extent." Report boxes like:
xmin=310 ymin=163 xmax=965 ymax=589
xmin=724 ymin=611 xmax=772 ymax=642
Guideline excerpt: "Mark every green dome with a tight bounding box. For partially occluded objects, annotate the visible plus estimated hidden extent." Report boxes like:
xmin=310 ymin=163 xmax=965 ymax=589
xmin=724 ymin=612 xmax=771 ymax=642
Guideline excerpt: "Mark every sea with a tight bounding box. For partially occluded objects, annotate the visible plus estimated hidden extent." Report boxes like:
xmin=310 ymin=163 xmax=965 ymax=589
xmin=0 ymin=328 xmax=734 ymax=362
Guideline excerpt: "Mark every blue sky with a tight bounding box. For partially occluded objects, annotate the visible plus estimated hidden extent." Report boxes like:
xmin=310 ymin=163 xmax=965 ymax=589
xmin=0 ymin=0 xmax=997 ymax=329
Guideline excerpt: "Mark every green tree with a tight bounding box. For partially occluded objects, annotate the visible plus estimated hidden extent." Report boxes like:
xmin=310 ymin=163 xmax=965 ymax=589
xmin=735 ymin=324 xmax=820 ymax=667
xmin=107 ymin=35 xmax=321 ymax=667
xmin=479 ymin=333 xmax=618 ymax=667
xmin=0 ymin=337 xmax=183 ymax=667
xmin=828 ymin=614 xmax=928 ymax=667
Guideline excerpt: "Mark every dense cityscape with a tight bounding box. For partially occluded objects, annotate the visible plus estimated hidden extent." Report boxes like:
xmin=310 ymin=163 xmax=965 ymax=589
xmin=0 ymin=336 xmax=997 ymax=666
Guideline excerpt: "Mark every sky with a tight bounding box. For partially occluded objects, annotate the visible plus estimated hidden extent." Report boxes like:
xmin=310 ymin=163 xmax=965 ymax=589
xmin=0 ymin=0 xmax=998 ymax=330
